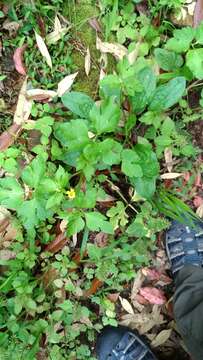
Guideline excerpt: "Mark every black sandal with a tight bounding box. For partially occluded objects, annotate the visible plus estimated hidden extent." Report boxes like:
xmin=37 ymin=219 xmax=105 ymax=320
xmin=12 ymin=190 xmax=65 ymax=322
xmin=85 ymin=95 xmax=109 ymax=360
xmin=96 ymin=326 xmax=157 ymax=360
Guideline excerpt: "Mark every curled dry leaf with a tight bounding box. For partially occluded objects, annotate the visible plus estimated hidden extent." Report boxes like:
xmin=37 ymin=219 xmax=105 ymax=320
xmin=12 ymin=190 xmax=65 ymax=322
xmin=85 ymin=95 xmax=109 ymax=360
xmin=160 ymin=172 xmax=183 ymax=180
xmin=13 ymin=45 xmax=27 ymax=75
xmin=85 ymin=47 xmax=91 ymax=76
xmin=44 ymin=232 xmax=69 ymax=253
xmin=0 ymin=123 xmax=22 ymax=151
xmin=139 ymin=287 xmax=167 ymax=305
xmin=151 ymin=329 xmax=172 ymax=348
xmin=46 ymin=15 xmax=70 ymax=45
xmin=57 ymin=72 xmax=78 ymax=97
xmin=26 ymin=89 xmax=57 ymax=101
xmin=164 ymin=147 xmax=173 ymax=173
xmin=35 ymin=31 xmax=52 ymax=68
xmin=96 ymin=37 xmax=127 ymax=60
xmin=119 ymin=296 xmax=134 ymax=314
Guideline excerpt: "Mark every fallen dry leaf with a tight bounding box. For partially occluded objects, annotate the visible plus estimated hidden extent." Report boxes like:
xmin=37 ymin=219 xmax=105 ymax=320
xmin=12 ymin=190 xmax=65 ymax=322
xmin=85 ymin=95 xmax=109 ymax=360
xmin=14 ymin=78 xmax=32 ymax=125
xmin=139 ymin=287 xmax=167 ymax=305
xmin=84 ymin=278 xmax=103 ymax=297
xmin=128 ymin=41 xmax=141 ymax=65
xmin=160 ymin=172 xmax=183 ymax=180
xmin=46 ymin=15 xmax=70 ymax=45
xmin=107 ymin=293 xmax=120 ymax=303
xmin=57 ymin=72 xmax=78 ymax=97
xmin=0 ymin=123 xmax=22 ymax=151
xmin=194 ymin=0 xmax=203 ymax=27
xmin=119 ymin=296 xmax=134 ymax=314
xmin=85 ymin=47 xmax=91 ymax=76
xmin=3 ymin=20 xmax=20 ymax=36
xmin=44 ymin=232 xmax=69 ymax=253
xmin=13 ymin=45 xmax=27 ymax=75
xmin=96 ymin=37 xmax=127 ymax=60
xmin=0 ymin=250 xmax=16 ymax=261
xmin=94 ymin=232 xmax=108 ymax=248
xmin=196 ymin=204 xmax=203 ymax=218
xmin=26 ymin=89 xmax=57 ymax=101
xmin=164 ymin=148 xmax=173 ymax=173
xmin=131 ymin=270 xmax=145 ymax=300
xmin=35 ymin=31 xmax=52 ymax=68
xmin=151 ymin=329 xmax=172 ymax=347
xmin=193 ymin=196 xmax=203 ymax=208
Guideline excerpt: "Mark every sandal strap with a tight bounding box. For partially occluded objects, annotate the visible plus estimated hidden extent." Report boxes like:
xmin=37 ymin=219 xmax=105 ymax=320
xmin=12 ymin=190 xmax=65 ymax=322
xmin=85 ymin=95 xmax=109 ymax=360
xmin=109 ymin=332 xmax=156 ymax=360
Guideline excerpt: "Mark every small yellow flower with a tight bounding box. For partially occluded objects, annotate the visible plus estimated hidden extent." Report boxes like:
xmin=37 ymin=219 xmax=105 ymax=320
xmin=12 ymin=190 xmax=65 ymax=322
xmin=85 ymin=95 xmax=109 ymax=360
xmin=66 ymin=188 xmax=76 ymax=200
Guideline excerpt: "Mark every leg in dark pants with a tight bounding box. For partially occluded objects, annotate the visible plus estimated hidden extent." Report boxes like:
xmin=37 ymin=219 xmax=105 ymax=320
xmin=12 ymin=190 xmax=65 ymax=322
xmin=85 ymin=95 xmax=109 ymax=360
xmin=174 ymin=265 xmax=203 ymax=360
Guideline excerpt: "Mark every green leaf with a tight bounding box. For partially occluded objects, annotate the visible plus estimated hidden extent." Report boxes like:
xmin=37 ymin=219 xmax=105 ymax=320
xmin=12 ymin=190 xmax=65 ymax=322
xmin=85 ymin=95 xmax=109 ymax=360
xmin=0 ymin=177 xmax=24 ymax=209
xmin=18 ymin=198 xmax=48 ymax=229
xmin=85 ymin=212 xmax=114 ymax=234
xmin=186 ymin=49 xmax=203 ymax=79
xmin=66 ymin=214 xmax=85 ymax=236
xmin=34 ymin=116 xmax=54 ymax=137
xmin=99 ymin=139 xmax=122 ymax=165
xmin=54 ymin=119 xmax=90 ymax=151
xmin=121 ymin=149 xmax=143 ymax=178
xmin=61 ymin=91 xmax=94 ymax=118
xmin=90 ymin=97 xmax=121 ymax=135
xmin=131 ymin=176 xmax=156 ymax=199
xmin=55 ymin=165 xmax=69 ymax=188
xmin=127 ymin=219 xmax=148 ymax=237
xmin=161 ymin=117 xmax=175 ymax=136
xmin=195 ymin=22 xmax=203 ymax=44
xmin=21 ymin=156 xmax=46 ymax=188
xmin=100 ymin=74 xmax=121 ymax=101
xmin=131 ymin=67 xmax=156 ymax=113
xmin=165 ymin=27 xmax=195 ymax=53
xmin=134 ymin=143 xmax=159 ymax=178
xmin=149 ymin=77 xmax=186 ymax=111
xmin=46 ymin=193 xmax=63 ymax=209
xmin=139 ymin=111 xmax=162 ymax=129
xmin=154 ymin=48 xmax=183 ymax=71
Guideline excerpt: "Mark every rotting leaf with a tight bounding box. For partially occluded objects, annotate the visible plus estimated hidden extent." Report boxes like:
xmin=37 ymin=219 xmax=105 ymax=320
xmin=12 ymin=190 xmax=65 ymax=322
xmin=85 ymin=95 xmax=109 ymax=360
xmin=85 ymin=47 xmax=91 ymax=76
xmin=13 ymin=45 xmax=27 ymax=75
xmin=139 ymin=287 xmax=167 ymax=305
xmin=35 ymin=31 xmax=52 ymax=68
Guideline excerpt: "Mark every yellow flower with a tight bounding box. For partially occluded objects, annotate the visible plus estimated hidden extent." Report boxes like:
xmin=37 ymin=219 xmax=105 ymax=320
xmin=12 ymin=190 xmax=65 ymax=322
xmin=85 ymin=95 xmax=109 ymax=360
xmin=66 ymin=188 xmax=76 ymax=200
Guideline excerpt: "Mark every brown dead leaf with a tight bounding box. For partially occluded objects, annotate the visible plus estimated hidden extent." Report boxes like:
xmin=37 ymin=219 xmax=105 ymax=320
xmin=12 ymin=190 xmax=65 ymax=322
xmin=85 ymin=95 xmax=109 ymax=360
xmin=119 ymin=296 xmax=134 ymax=314
xmin=164 ymin=148 xmax=173 ymax=172
xmin=151 ymin=329 xmax=172 ymax=348
xmin=84 ymin=278 xmax=103 ymax=297
xmin=85 ymin=47 xmax=91 ymax=76
xmin=94 ymin=232 xmax=108 ymax=248
xmin=96 ymin=37 xmax=127 ymax=60
xmin=26 ymin=89 xmax=57 ymax=101
xmin=131 ymin=270 xmax=145 ymax=301
xmin=88 ymin=18 xmax=102 ymax=32
xmin=107 ymin=293 xmax=120 ymax=303
xmin=13 ymin=45 xmax=27 ymax=75
xmin=194 ymin=0 xmax=203 ymax=27
xmin=3 ymin=20 xmax=20 ymax=36
xmin=0 ymin=123 xmax=22 ymax=151
xmin=35 ymin=31 xmax=52 ymax=68
xmin=0 ymin=250 xmax=16 ymax=260
xmin=160 ymin=172 xmax=183 ymax=180
xmin=57 ymin=72 xmax=78 ymax=97
xmin=44 ymin=233 xmax=69 ymax=254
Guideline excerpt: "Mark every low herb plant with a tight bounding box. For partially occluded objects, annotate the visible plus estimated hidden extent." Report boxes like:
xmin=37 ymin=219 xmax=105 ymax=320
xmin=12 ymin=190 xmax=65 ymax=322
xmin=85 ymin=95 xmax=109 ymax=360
xmin=0 ymin=2 xmax=202 ymax=358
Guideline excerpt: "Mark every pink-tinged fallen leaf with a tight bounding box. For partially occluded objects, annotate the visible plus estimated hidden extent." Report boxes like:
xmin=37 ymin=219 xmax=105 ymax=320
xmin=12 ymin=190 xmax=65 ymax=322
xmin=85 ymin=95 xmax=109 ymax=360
xmin=193 ymin=196 xmax=203 ymax=208
xmin=142 ymin=268 xmax=162 ymax=280
xmin=88 ymin=18 xmax=102 ymax=32
xmin=139 ymin=287 xmax=167 ymax=305
xmin=194 ymin=0 xmax=203 ymax=27
xmin=135 ymin=294 xmax=149 ymax=305
xmin=195 ymin=173 xmax=202 ymax=187
xmin=13 ymin=45 xmax=27 ymax=75
xmin=26 ymin=89 xmax=57 ymax=101
xmin=196 ymin=204 xmax=203 ymax=218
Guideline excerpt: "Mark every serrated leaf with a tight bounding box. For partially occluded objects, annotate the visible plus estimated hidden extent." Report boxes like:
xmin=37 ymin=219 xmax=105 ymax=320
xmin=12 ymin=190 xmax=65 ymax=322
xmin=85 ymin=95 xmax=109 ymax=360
xmin=85 ymin=212 xmax=114 ymax=234
xmin=90 ymin=97 xmax=121 ymax=135
xmin=21 ymin=156 xmax=46 ymax=188
xmin=186 ymin=49 xmax=203 ymax=79
xmin=121 ymin=149 xmax=143 ymax=178
xmin=54 ymin=119 xmax=90 ymax=151
xmin=35 ymin=31 xmax=52 ymax=68
xmin=0 ymin=177 xmax=24 ymax=209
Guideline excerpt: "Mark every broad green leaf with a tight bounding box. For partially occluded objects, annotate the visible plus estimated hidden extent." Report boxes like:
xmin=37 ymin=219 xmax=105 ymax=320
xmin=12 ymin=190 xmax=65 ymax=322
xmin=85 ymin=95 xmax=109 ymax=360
xmin=61 ymin=91 xmax=94 ymax=118
xmin=149 ymin=77 xmax=186 ymax=111
xmin=127 ymin=219 xmax=148 ymax=237
xmin=66 ymin=215 xmax=85 ymax=236
xmin=165 ymin=27 xmax=195 ymax=53
xmin=161 ymin=117 xmax=175 ymax=136
xmin=154 ymin=48 xmax=183 ymax=71
xmin=139 ymin=111 xmax=162 ymax=129
xmin=18 ymin=198 xmax=48 ymax=229
xmin=131 ymin=176 xmax=156 ymax=199
xmin=121 ymin=149 xmax=143 ymax=178
xmin=186 ymin=49 xmax=203 ymax=79
xmin=100 ymin=74 xmax=121 ymax=101
xmin=99 ymin=139 xmax=122 ymax=165
xmin=90 ymin=97 xmax=121 ymax=135
xmin=85 ymin=212 xmax=114 ymax=234
xmin=195 ymin=22 xmax=203 ymax=44
xmin=54 ymin=120 xmax=90 ymax=151
xmin=34 ymin=116 xmax=54 ymax=137
xmin=55 ymin=165 xmax=69 ymax=188
xmin=46 ymin=193 xmax=63 ymax=209
xmin=0 ymin=177 xmax=24 ymax=209
xmin=21 ymin=156 xmax=46 ymax=188
xmin=131 ymin=67 xmax=156 ymax=113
